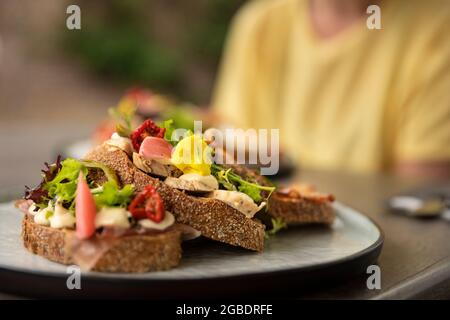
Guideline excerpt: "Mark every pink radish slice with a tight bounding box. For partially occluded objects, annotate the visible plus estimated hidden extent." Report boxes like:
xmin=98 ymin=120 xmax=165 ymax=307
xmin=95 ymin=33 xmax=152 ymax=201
xmin=75 ymin=172 xmax=97 ymax=240
xmin=139 ymin=136 xmax=173 ymax=160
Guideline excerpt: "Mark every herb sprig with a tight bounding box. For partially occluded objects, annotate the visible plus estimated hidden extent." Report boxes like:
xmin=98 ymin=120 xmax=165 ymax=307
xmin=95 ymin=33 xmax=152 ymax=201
xmin=265 ymin=217 xmax=287 ymax=239
xmin=211 ymin=164 xmax=275 ymax=203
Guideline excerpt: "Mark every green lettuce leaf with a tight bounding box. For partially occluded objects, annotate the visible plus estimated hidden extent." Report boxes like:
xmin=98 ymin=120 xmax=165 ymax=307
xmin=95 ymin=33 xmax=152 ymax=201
xmin=160 ymin=119 xmax=176 ymax=146
xmin=44 ymin=158 xmax=88 ymax=208
xmin=94 ymin=181 xmax=134 ymax=208
xmin=41 ymin=158 xmax=125 ymax=211
xmin=238 ymin=184 xmax=262 ymax=203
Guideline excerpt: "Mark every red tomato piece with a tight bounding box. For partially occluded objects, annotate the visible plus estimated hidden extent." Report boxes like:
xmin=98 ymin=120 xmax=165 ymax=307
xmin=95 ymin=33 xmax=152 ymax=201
xmin=128 ymin=185 xmax=165 ymax=223
xmin=130 ymin=118 xmax=165 ymax=151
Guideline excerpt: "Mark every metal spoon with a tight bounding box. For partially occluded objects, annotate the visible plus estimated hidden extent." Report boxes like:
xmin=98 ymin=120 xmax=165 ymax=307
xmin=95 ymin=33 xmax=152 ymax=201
xmin=389 ymin=196 xmax=449 ymax=218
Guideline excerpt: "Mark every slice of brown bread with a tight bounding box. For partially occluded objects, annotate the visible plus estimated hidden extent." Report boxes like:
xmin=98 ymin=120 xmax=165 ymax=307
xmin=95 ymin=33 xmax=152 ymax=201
xmin=268 ymin=193 xmax=335 ymax=225
xmin=84 ymin=144 xmax=266 ymax=252
xmin=222 ymin=164 xmax=335 ymax=225
xmin=21 ymin=214 xmax=182 ymax=272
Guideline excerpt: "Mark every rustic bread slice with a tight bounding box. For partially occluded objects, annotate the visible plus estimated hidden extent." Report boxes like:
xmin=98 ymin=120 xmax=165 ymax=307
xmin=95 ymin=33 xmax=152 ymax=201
xmin=268 ymin=192 xmax=335 ymax=225
xmin=21 ymin=214 xmax=182 ymax=272
xmin=223 ymin=164 xmax=335 ymax=225
xmin=84 ymin=144 xmax=266 ymax=252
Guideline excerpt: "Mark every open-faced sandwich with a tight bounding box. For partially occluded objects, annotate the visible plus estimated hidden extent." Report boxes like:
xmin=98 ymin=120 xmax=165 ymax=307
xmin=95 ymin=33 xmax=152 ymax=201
xmin=84 ymin=103 xmax=336 ymax=252
xmin=220 ymin=163 xmax=335 ymax=226
xmin=85 ymin=127 xmax=271 ymax=252
xmin=16 ymin=97 xmax=336 ymax=273
xmin=16 ymin=157 xmax=187 ymax=272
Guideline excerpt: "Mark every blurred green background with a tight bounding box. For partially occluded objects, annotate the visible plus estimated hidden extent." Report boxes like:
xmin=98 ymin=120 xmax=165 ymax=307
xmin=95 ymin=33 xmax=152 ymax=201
xmin=62 ymin=0 xmax=246 ymax=104
xmin=0 ymin=0 xmax=245 ymax=188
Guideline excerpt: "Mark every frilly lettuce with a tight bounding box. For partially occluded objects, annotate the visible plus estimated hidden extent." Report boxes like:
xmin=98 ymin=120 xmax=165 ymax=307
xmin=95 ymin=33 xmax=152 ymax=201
xmin=26 ymin=157 xmax=134 ymax=211
xmin=45 ymin=158 xmax=88 ymax=209
xmin=211 ymin=164 xmax=275 ymax=203
xmin=93 ymin=181 xmax=134 ymax=208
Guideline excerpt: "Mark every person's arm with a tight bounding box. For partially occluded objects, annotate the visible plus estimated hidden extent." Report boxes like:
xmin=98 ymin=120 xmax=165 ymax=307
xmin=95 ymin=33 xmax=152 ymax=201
xmin=395 ymin=161 xmax=450 ymax=179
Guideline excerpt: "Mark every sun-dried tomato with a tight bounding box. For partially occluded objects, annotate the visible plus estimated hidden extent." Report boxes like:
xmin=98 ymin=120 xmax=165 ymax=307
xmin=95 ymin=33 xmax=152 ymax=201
xmin=130 ymin=118 xmax=166 ymax=151
xmin=128 ymin=185 xmax=165 ymax=223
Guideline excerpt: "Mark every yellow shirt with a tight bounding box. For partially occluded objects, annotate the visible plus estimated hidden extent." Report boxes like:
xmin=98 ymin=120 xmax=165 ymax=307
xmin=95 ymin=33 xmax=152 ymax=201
xmin=212 ymin=0 xmax=450 ymax=173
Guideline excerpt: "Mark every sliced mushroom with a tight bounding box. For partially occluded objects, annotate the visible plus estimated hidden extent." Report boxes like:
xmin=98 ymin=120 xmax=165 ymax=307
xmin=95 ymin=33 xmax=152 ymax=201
xmin=164 ymin=174 xmax=219 ymax=193
xmin=133 ymin=152 xmax=182 ymax=178
xmin=207 ymin=190 xmax=266 ymax=218
xmin=105 ymin=133 xmax=133 ymax=156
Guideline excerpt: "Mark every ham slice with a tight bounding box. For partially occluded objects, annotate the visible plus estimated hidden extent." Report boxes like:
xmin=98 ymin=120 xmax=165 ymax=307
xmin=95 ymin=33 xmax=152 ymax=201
xmin=66 ymin=233 xmax=118 ymax=271
xmin=66 ymin=224 xmax=193 ymax=271
xmin=15 ymin=199 xmax=33 ymax=213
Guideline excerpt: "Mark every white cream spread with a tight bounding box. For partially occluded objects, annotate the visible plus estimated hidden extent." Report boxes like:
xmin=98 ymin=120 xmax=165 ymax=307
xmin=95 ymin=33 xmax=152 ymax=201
xmin=208 ymin=190 xmax=266 ymax=218
xmin=95 ymin=207 xmax=131 ymax=229
xmin=49 ymin=202 xmax=76 ymax=229
xmin=138 ymin=211 xmax=175 ymax=231
xmin=28 ymin=203 xmax=38 ymax=215
xmin=33 ymin=202 xmax=53 ymax=226
xmin=32 ymin=201 xmax=75 ymax=229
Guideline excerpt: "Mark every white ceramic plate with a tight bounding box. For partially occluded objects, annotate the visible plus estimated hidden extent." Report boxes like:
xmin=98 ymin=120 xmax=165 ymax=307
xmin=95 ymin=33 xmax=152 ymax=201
xmin=0 ymin=201 xmax=383 ymax=298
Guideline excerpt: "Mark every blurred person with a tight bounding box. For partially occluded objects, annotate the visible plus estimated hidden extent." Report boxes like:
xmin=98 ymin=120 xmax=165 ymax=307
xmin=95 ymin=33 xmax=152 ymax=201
xmin=212 ymin=0 xmax=450 ymax=178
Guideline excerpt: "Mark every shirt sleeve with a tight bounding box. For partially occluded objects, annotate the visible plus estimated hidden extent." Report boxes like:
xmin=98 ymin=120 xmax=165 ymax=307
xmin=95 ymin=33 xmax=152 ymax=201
xmin=395 ymin=18 xmax=450 ymax=163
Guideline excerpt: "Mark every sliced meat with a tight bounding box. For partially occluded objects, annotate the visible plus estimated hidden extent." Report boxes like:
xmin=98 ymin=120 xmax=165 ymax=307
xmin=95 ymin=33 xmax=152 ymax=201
xmin=133 ymin=152 xmax=182 ymax=178
xmin=207 ymin=190 xmax=266 ymax=219
xmin=139 ymin=136 xmax=173 ymax=160
xmin=164 ymin=174 xmax=218 ymax=193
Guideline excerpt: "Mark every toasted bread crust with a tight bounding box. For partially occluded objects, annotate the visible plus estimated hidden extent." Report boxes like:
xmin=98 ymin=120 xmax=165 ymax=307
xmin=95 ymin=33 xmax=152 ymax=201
xmin=21 ymin=215 xmax=182 ymax=272
xmin=85 ymin=144 xmax=266 ymax=251
xmin=268 ymin=193 xmax=335 ymax=225
xmin=223 ymin=165 xmax=335 ymax=225
xmin=22 ymin=214 xmax=71 ymax=264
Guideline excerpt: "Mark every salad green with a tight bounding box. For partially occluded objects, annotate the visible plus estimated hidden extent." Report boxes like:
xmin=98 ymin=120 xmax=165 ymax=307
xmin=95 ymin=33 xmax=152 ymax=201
xmin=26 ymin=157 xmax=134 ymax=211
xmin=211 ymin=164 xmax=275 ymax=203
xmin=93 ymin=180 xmax=134 ymax=208
xmin=265 ymin=217 xmax=287 ymax=239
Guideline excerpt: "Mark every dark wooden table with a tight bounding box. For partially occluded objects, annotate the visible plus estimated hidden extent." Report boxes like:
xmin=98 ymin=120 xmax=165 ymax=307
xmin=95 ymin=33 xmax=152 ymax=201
xmin=0 ymin=170 xmax=449 ymax=299
xmin=292 ymin=170 xmax=450 ymax=299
